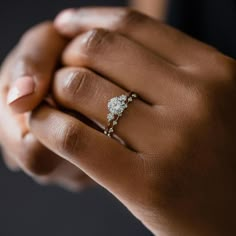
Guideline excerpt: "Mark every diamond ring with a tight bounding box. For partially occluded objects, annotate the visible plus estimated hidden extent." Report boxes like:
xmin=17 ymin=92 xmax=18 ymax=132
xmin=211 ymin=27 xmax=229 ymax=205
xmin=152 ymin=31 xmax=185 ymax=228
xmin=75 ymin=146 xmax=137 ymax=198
xmin=104 ymin=92 xmax=137 ymax=137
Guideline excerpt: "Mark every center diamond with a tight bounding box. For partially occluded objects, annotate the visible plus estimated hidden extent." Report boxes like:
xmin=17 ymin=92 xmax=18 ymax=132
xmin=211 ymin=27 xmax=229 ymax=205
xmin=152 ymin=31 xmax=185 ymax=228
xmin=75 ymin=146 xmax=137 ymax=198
xmin=108 ymin=95 xmax=127 ymax=115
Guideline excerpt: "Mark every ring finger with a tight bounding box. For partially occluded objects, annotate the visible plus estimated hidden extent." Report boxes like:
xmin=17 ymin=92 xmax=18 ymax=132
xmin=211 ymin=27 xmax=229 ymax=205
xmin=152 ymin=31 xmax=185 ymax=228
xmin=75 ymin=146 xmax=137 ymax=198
xmin=53 ymin=67 xmax=160 ymax=152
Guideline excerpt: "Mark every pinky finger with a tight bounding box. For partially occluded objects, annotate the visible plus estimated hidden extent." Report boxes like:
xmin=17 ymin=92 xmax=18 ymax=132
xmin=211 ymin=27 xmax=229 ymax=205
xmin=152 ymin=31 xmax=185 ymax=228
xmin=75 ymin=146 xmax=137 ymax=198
xmin=29 ymin=104 xmax=142 ymax=197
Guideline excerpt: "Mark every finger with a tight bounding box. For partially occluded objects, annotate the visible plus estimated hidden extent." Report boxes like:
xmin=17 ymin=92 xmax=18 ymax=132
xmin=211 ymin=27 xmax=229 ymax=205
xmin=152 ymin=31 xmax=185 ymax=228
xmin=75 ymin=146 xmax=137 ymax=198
xmin=62 ymin=29 xmax=181 ymax=104
xmin=5 ymin=22 xmax=67 ymax=113
xmin=1 ymin=149 xmax=20 ymax=171
xmin=55 ymin=176 xmax=95 ymax=192
xmin=55 ymin=7 xmax=214 ymax=65
xmin=0 ymin=88 xmax=62 ymax=176
xmin=2 ymin=132 xmax=62 ymax=176
xmin=53 ymin=67 xmax=159 ymax=152
xmin=16 ymin=132 xmax=63 ymax=176
xmin=36 ymin=161 xmax=95 ymax=192
xmin=29 ymin=105 xmax=142 ymax=196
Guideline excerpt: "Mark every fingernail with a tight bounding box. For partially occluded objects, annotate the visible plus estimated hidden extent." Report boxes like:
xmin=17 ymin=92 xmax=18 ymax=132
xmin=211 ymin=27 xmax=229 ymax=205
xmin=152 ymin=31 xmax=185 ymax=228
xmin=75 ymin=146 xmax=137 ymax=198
xmin=7 ymin=76 xmax=35 ymax=105
xmin=55 ymin=9 xmax=75 ymax=28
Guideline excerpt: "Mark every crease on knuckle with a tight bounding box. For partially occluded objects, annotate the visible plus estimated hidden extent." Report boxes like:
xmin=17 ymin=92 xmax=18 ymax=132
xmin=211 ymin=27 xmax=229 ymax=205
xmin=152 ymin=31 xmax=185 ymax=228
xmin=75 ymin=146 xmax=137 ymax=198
xmin=13 ymin=56 xmax=35 ymax=75
xmin=57 ymin=122 xmax=82 ymax=158
xmin=81 ymin=29 xmax=112 ymax=55
xmin=62 ymin=69 xmax=88 ymax=101
xmin=202 ymin=51 xmax=236 ymax=82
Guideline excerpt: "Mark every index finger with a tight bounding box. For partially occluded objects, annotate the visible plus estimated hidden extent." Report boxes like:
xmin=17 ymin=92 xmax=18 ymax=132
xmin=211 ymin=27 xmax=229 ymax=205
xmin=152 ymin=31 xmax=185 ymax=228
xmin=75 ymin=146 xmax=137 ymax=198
xmin=54 ymin=7 xmax=215 ymax=66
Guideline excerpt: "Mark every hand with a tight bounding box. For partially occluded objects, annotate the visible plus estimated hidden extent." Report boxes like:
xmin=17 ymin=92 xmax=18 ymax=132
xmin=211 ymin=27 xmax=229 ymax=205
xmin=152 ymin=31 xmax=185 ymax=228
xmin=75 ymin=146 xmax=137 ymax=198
xmin=30 ymin=8 xmax=236 ymax=235
xmin=0 ymin=22 xmax=94 ymax=191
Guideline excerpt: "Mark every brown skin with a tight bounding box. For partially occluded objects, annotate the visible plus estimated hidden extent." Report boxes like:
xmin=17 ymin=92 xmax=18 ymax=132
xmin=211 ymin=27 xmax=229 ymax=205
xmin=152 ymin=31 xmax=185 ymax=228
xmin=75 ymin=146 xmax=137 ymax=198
xmin=51 ymin=7 xmax=235 ymax=235
xmin=0 ymin=22 xmax=94 ymax=191
xmin=1 ymin=6 xmax=236 ymax=236
xmin=130 ymin=0 xmax=167 ymax=19
xmin=0 ymin=0 xmax=166 ymax=191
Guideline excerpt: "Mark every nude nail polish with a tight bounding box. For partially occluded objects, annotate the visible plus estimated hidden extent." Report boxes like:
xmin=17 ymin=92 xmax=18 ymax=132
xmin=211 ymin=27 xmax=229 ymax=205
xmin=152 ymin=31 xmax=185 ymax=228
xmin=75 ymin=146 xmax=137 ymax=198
xmin=7 ymin=76 xmax=35 ymax=105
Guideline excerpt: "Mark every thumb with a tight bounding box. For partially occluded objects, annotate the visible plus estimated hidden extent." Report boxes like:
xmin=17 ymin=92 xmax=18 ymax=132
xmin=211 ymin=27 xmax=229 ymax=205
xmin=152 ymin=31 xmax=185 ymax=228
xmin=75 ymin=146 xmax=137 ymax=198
xmin=5 ymin=22 xmax=67 ymax=113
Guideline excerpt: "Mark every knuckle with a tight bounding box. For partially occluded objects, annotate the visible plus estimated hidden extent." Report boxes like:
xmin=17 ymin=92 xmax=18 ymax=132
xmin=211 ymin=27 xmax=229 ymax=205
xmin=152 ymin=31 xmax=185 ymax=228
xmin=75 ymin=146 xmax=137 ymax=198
xmin=188 ymin=53 xmax=236 ymax=122
xmin=62 ymin=69 xmax=91 ymax=101
xmin=56 ymin=121 xmax=83 ymax=157
xmin=185 ymin=80 xmax=234 ymax=125
xmin=15 ymin=22 xmax=55 ymax=73
xmin=81 ymin=29 xmax=113 ymax=55
xmin=115 ymin=8 xmax=146 ymax=31
xmin=203 ymin=51 xmax=236 ymax=82
xmin=176 ymin=84 xmax=211 ymax=126
xmin=13 ymin=55 xmax=36 ymax=74
xmin=216 ymin=55 xmax=236 ymax=81
xmin=19 ymin=28 xmax=35 ymax=43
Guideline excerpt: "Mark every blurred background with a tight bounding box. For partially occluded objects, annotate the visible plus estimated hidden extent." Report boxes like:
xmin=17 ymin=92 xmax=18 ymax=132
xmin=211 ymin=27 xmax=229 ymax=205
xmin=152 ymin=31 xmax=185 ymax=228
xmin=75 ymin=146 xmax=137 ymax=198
xmin=0 ymin=1 xmax=152 ymax=236
xmin=0 ymin=0 xmax=235 ymax=236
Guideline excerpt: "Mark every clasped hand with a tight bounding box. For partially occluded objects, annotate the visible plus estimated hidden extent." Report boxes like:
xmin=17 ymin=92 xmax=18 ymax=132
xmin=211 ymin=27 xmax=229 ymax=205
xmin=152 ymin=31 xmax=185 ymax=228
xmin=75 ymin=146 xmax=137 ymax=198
xmin=1 ymin=8 xmax=236 ymax=236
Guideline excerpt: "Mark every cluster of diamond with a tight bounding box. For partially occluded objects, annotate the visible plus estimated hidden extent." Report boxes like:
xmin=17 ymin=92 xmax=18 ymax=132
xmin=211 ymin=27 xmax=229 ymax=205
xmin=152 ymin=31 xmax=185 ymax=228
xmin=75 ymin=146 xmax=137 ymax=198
xmin=104 ymin=93 xmax=137 ymax=137
xmin=107 ymin=95 xmax=127 ymax=121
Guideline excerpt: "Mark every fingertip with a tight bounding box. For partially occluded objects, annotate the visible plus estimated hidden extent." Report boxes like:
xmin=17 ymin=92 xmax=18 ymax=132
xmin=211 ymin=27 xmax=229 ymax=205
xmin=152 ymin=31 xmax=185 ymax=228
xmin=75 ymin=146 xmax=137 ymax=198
xmin=54 ymin=8 xmax=77 ymax=36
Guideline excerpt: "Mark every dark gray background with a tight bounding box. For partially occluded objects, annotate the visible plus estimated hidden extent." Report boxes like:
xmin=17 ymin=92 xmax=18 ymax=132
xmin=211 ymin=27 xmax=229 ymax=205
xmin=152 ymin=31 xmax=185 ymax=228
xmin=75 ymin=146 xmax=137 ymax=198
xmin=0 ymin=1 xmax=152 ymax=236
xmin=1 ymin=0 xmax=236 ymax=236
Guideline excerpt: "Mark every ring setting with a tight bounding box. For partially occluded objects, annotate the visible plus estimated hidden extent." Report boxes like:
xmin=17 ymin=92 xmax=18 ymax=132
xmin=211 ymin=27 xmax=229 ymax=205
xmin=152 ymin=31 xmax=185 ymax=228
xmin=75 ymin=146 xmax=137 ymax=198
xmin=104 ymin=92 xmax=137 ymax=137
